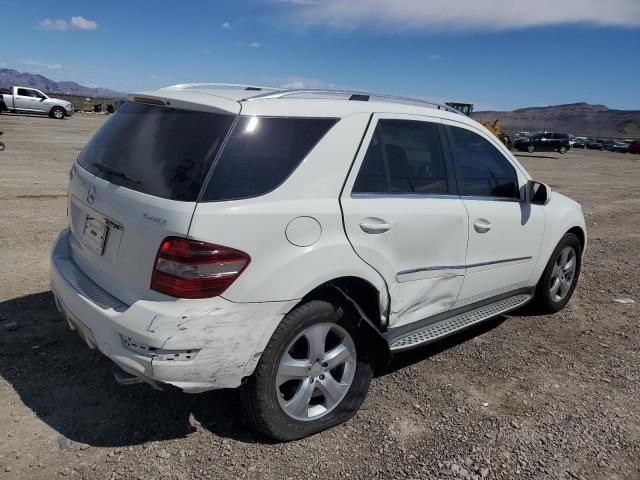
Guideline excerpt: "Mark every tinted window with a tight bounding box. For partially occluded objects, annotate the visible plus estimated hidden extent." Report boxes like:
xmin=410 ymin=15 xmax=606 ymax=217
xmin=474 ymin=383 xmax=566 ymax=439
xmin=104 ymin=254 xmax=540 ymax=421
xmin=352 ymin=131 xmax=386 ymax=193
xmin=448 ymin=126 xmax=519 ymax=199
xmin=17 ymin=88 xmax=29 ymax=96
xmin=353 ymin=119 xmax=449 ymax=194
xmin=202 ymin=116 xmax=337 ymax=201
xmin=77 ymin=101 xmax=234 ymax=201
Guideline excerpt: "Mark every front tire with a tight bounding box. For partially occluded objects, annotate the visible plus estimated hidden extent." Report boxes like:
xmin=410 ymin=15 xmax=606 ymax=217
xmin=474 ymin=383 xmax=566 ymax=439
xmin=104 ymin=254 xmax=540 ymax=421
xmin=559 ymin=146 xmax=568 ymax=154
xmin=241 ymin=299 xmax=373 ymax=441
xmin=527 ymin=144 xmax=535 ymax=153
xmin=50 ymin=107 xmax=65 ymax=119
xmin=531 ymin=233 xmax=582 ymax=313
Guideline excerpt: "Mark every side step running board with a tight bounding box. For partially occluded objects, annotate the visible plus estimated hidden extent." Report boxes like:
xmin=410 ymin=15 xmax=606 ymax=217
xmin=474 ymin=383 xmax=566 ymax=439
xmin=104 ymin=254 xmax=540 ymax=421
xmin=388 ymin=293 xmax=532 ymax=352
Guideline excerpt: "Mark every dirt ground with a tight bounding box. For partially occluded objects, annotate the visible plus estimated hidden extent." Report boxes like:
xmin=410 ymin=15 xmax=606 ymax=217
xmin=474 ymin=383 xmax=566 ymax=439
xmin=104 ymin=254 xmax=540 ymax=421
xmin=0 ymin=113 xmax=638 ymax=480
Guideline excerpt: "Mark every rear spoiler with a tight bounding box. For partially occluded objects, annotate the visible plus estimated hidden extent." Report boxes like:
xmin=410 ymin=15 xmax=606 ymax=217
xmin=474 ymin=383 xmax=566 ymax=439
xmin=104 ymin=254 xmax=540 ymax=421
xmin=128 ymin=90 xmax=241 ymax=115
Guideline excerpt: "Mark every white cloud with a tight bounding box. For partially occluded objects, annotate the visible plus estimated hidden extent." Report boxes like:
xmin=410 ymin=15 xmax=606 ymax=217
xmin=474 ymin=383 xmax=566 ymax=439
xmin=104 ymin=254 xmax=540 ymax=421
xmin=37 ymin=15 xmax=97 ymax=31
xmin=222 ymin=21 xmax=231 ymax=29
xmin=427 ymin=54 xmax=442 ymax=61
xmin=282 ymin=80 xmax=306 ymax=89
xmin=20 ymin=58 xmax=62 ymax=70
xmin=280 ymin=76 xmax=338 ymax=89
xmin=248 ymin=42 xmax=262 ymax=48
xmin=70 ymin=16 xmax=97 ymax=30
xmin=278 ymin=0 xmax=640 ymax=31
xmin=38 ymin=18 xmax=68 ymax=30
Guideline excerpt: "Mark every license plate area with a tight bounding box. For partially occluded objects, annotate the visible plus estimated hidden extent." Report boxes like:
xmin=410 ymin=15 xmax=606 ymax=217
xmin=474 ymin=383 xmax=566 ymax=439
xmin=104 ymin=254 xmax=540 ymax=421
xmin=82 ymin=215 xmax=108 ymax=255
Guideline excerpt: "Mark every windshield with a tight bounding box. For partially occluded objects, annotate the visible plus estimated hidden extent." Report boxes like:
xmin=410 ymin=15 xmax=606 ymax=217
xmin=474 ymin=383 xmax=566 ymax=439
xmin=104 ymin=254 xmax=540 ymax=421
xmin=77 ymin=101 xmax=235 ymax=201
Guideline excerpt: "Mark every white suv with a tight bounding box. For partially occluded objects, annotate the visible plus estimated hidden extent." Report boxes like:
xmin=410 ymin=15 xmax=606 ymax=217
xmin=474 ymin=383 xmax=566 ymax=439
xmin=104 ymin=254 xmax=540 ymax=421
xmin=50 ymin=84 xmax=586 ymax=440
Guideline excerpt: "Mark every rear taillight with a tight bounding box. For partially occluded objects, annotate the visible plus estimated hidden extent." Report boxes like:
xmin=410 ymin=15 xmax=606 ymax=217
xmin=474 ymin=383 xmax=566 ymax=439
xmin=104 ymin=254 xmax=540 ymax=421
xmin=150 ymin=237 xmax=250 ymax=299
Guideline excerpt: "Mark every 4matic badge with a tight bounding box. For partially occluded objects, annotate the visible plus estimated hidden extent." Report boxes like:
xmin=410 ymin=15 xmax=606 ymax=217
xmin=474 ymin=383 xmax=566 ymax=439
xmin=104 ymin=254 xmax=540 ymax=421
xmin=143 ymin=212 xmax=167 ymax=226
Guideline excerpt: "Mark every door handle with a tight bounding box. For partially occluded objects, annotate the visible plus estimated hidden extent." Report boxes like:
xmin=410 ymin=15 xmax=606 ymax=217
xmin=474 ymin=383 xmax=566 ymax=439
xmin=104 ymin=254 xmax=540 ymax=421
xmin=359 ymin=218 xmax=391 ymax=234
xmin=474 ymin=219 xmax=492 ymax=233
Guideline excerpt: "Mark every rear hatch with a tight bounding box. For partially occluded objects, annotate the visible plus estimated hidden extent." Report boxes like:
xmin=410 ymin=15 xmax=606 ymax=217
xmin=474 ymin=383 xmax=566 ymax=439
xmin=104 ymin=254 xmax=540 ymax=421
xmin=67 ymin=99 xmax=237 ymax=305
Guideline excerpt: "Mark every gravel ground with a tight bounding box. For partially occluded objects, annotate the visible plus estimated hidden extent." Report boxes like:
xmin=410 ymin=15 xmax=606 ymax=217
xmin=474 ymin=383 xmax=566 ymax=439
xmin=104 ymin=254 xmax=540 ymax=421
xmin=0 ymin=113 xmax=638 ymax=480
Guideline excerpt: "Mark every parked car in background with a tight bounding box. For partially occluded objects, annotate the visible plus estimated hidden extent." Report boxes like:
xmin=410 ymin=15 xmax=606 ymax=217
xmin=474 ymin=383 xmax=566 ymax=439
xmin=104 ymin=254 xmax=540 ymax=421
xmin=49 ymin=83 xmax=586 ymax=440
xmin=608 ymin=141 xmax=629 ymax=153
xmin=512 ymin=132 xmax=531 ymax=144
xmin=628 ymin=141 xmax=640 ymax=154
xmin=514 ymin=132 xmax=571 ymax=154
xmin=572 ymin=138 xmax=589 ymax=149
xmin=0 ymin=86 xmax=74 ymax=119
xmin=587 ymin=139 xmax=606 ymax=150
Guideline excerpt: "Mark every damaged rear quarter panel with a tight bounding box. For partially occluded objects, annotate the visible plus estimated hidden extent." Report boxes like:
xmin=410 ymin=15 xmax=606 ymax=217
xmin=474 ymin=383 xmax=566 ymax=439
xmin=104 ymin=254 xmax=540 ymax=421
xmin=139 ymin=299 xmax=297 ymax=391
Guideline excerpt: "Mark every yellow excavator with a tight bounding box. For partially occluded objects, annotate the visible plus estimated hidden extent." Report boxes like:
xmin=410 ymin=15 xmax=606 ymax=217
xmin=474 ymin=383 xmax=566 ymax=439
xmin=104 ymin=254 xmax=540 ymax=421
xmin=445 ymin=102 xmax=510 ymax=147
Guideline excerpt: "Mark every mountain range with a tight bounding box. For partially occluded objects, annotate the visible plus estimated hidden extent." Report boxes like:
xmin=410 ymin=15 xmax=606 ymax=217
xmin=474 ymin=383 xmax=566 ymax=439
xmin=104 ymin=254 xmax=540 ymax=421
xmin=0 ymin=69 xmax=122 ymax=98
xmin=2 ymin=69 xmax=639 ymax=138
xmin=473 ymin=103 xmax=640 ymax=139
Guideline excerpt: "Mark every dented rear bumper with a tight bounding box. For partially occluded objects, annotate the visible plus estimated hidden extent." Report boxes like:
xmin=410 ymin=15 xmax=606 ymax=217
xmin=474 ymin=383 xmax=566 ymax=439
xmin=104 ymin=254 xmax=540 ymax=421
xmin=50 ymin=229 xmax=296 ymax=393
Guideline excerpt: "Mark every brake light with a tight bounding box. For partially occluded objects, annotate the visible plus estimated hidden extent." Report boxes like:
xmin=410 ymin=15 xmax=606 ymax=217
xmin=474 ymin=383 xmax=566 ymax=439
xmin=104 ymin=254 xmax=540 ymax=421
xmin=150 ymin=237 xmax=250 ymax=299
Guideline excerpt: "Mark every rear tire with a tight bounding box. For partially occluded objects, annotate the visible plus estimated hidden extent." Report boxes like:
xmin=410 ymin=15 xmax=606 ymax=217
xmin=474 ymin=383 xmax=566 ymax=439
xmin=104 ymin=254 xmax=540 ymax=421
xmin=559 ymin=146 xmax=567 ymax=154
xmin=527 ymin=144 xmax=535 ymax=153
xmin=241 ymin=299 xmax=373 ymax=441
xmin=531 ymin=233 xmax=582 ymax=313
xmin=50 ymin=107 xmax=65 ymax=119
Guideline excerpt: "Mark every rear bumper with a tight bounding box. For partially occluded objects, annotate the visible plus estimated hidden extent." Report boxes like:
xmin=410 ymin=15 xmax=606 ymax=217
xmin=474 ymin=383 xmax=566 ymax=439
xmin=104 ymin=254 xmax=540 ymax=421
xmin=50 ymin=229 xmax=295 ymax=392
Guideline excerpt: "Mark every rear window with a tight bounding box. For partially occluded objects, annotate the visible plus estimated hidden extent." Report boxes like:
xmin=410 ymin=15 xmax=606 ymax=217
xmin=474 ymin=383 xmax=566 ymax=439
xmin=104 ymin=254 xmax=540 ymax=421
xmin=77 ymin=101 xmax=235 ymax=201
xmin=201 ymin=116 xmax=337 ymax=201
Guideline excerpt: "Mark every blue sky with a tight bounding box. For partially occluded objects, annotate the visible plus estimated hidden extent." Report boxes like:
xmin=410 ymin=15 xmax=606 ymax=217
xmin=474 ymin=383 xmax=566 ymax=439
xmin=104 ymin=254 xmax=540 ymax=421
xmin=1 ymin=0 xmax=639 ymax=110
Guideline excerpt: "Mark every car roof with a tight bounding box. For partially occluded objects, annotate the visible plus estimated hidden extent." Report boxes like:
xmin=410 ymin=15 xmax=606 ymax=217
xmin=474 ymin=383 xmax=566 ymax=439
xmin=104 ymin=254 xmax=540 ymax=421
xmin=131 ymin=83 xmax=473 ymax=124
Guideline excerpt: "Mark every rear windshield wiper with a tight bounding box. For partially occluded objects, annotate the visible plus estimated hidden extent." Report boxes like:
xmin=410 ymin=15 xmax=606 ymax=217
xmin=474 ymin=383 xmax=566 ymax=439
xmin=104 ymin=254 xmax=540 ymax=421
xmin=92 ymin=162 xmax=141 ymax=184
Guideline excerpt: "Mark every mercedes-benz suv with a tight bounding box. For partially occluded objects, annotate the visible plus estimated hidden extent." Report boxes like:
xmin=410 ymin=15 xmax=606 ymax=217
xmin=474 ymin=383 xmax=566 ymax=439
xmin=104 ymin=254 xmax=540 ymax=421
xmin=50 ymin=84 xmax=586 ymax=440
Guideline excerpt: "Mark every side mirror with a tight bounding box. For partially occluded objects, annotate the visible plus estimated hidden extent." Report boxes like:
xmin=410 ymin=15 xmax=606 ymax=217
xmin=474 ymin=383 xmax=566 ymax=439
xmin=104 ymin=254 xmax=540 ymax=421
xmin=527 ymin=180 xmax=551 ymax=205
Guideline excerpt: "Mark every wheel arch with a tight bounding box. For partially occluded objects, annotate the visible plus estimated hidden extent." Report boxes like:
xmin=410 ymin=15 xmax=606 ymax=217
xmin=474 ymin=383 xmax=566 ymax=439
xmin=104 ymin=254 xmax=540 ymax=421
xmin=567 ymin=225 xmax=586 ymax=252
xmin=301 ymin=276 xmax=385 ymax=329
xmin=297 ymin=276 xmax=391 ymax=371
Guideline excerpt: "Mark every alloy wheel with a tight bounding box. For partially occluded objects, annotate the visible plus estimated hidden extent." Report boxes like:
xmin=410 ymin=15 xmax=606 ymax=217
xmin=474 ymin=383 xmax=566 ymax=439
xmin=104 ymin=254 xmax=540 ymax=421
xmin=276 ymin=323 xmax=357 ymax=421
xmin=549 ymin=246 xmax=577 ymax=302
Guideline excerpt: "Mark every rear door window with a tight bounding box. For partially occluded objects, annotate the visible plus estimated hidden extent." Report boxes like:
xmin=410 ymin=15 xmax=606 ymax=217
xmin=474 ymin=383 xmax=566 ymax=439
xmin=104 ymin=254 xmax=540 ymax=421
xmin=447 ymin=125 xmax=520 ymax=199
xmin=77 ymin=101 xmax=235 ymax=201
xmin=353 ymin=119 xmax=450 ymax=195
xmin=352 ymin=131 xmax=387 ymax=194
xmin=201 ymin=116 xmax=337 ymax=201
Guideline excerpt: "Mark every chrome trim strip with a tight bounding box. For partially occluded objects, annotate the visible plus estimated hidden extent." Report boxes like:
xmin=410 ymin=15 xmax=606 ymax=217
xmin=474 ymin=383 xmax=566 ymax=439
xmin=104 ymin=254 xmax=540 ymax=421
xmin=398 ymin=256 xmax=532 ymax=276
xmin=351 ymin=193 xmax=459 ymax=200
xmin=460 ymin=195 xmax=523 ymax=203
xmin=349 ymin=193 xmax=523 ymax=202
xmin=466 ymin=256 xmax=532 ymax=268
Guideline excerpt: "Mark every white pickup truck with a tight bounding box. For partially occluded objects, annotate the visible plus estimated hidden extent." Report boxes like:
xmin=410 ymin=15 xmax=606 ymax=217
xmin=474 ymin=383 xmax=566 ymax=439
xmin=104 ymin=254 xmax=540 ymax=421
xmin=0 ymin=86 xmax=74 ymax=119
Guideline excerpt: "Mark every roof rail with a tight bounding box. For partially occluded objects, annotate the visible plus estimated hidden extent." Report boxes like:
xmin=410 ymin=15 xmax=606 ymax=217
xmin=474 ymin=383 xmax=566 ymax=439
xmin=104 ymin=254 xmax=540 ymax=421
xmin=244 ymin=89 xmax=463 ymax=114
xmin=160 ymin=83 xmax=284 ymax=92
